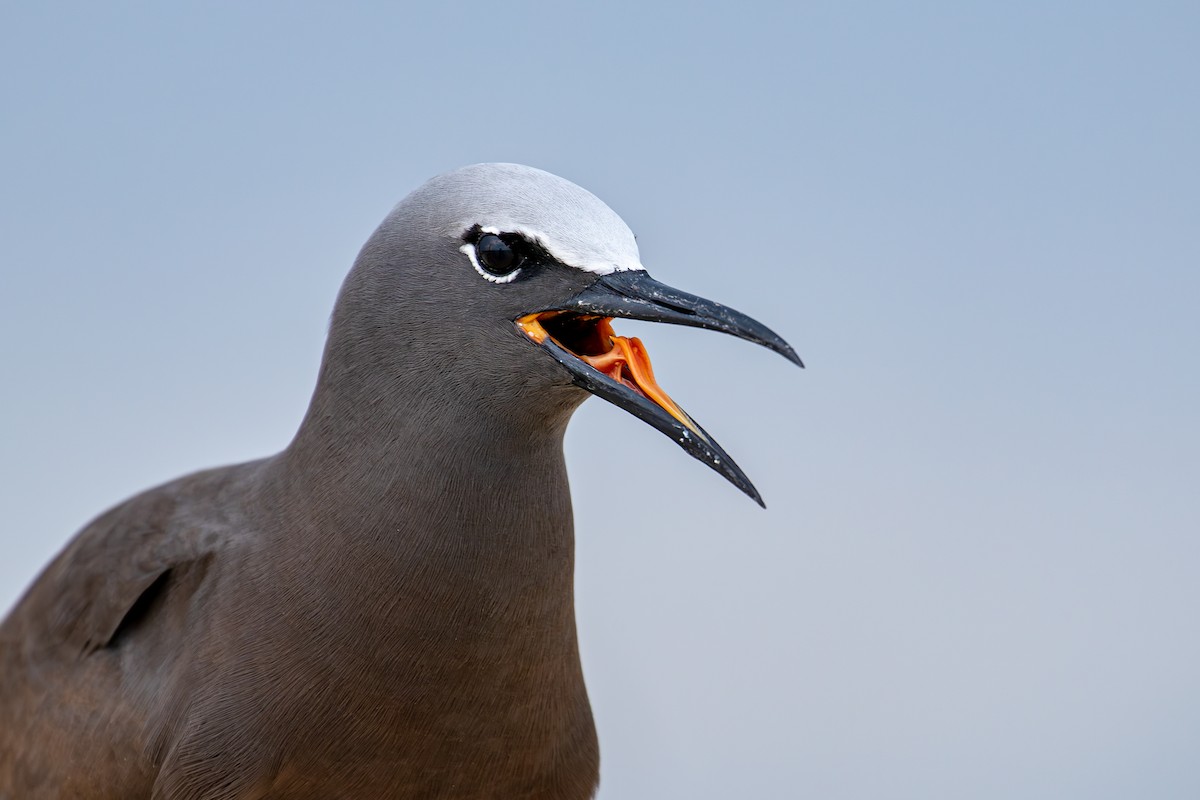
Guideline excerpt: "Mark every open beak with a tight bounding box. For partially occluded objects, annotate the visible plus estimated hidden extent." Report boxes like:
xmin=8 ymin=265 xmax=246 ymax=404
xmin=516 ymin=270 xmax=802 ymax=507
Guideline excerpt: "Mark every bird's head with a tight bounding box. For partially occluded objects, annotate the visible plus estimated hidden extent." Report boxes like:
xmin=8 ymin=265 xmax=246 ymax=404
xmin=330 ymin=163 xmax=801 ymax=506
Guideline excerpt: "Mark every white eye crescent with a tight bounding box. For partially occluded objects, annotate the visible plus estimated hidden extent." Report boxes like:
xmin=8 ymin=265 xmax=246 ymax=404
xmin=461 ymin=241 xmax=521 ymax=284
xmin=461 ymin=229 xmax=523 ymax=284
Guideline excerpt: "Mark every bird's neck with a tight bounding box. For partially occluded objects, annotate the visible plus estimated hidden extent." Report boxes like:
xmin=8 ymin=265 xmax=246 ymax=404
xmin=262 ymin=361 xmax=584 ymax=638
xmin=275 ymin=391 xmax=577 ymax=550
xmin=254 ymin=383 xmax=594 ymax=771
xmin=275 ymin=316 xmax=586 ymax=538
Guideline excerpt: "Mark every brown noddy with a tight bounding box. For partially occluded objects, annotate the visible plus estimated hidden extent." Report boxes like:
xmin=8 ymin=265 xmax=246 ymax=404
xmin=0 ymin=163 xmax=801 ymax=799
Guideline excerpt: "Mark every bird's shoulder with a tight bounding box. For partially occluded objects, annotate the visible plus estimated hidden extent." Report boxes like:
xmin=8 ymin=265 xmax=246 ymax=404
xmin=1 ymin=460 xmax=265 ymax=657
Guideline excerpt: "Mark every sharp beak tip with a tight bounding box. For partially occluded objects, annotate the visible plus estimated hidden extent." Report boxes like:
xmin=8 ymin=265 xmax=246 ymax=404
xmin=716 ymin=454 xmax=766 ymax=509
xmin=782 ymin=346 xmax=805 ymax=369
xmin=729 ymin=476 xmax=765 ymax=508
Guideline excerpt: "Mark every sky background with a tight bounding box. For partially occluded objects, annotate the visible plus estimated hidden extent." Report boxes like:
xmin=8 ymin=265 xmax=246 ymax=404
xmin=2 ymin=2 xmax=1197 ymax=797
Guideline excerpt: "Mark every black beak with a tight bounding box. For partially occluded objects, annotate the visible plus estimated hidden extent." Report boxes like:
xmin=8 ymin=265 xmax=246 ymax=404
xmin=566 ymin=271 xmax=804 ymax=369
xmin=518 ymin=270 xmax=802 ymax=507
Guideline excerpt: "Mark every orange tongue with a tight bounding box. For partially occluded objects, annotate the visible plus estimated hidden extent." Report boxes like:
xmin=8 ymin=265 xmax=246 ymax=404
xmin=580 ymin=321 xmax=702 ymax=438
xmin=516 ymin=313 xmax=705 ymax=440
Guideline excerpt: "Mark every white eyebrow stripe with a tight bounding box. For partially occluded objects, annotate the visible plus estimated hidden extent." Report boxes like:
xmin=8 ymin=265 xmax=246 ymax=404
xmin=478 ymin=223 xmax=644 ymax=276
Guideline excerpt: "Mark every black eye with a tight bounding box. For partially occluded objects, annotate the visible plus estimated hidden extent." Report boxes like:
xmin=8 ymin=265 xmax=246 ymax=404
xmin=476 ymin=234 xmax=517 ymax=276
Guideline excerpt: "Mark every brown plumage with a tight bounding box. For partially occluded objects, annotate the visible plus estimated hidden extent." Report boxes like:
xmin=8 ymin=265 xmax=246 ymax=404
xmin=1 ymin=163 xmax=799 ymax=799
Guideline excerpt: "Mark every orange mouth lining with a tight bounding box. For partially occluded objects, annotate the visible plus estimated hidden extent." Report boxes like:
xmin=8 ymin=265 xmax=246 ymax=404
xmin=517 ymin=312 xmax=702 ymax=437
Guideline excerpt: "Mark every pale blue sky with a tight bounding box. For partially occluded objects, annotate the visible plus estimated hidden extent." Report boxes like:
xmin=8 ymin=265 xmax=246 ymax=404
xmin=2 ymin=3 xmax=1197 ymax=797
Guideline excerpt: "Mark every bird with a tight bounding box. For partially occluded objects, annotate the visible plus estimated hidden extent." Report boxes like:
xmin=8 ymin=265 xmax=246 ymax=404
xmin=0 ymin=163 xmax=801 ymax=799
